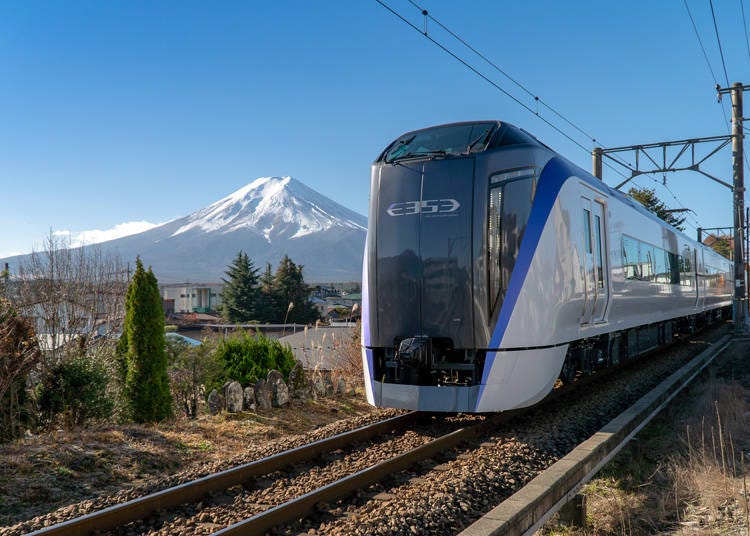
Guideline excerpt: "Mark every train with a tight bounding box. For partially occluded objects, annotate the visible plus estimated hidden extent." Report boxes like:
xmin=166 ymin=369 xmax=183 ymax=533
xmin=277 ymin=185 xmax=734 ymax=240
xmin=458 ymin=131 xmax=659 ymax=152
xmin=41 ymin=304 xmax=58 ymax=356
xmin=361 ymin=120 xmax=733 ymax=413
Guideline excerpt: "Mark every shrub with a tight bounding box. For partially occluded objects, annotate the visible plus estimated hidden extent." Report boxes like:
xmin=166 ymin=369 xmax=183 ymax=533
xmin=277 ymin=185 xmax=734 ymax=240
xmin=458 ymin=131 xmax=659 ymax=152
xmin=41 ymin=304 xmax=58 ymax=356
xmin=37 ymin=356 xmax=114 ymax=429
xmin=215 ymin=331 xmax=295 ymax=385
xmin=167 ymin=338 xmax=225 ymax=419
xmin=0 ymin=298 xmax=41 ymax=441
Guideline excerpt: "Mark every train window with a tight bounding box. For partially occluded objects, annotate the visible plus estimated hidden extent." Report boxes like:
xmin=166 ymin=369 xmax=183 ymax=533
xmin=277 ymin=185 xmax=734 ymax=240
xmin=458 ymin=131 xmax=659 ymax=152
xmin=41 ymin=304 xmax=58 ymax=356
xmin=668 ymin=252 xmax=680 ymax=284
xmin=487 ymin=169 xmax=537 ymax=315
xmin=622 ymin=236 xmax=640 ymax=280
xmin=583 ymin=210 xmax=592 ymax=254
xmin=642 ymin=245 xmax=656 ymax=281
xmin=383 ymin=122 xmax=497 ymax=162
xmin=594 ymin=215 xmax=604 ymax=288
xmin=653 ymin=249 xmax=669 ymax=283
xmin=679 ymin=247 xmax=693 ymax=287
xmin=623 ymin=235 xmax=692 ymax=286
xmin=488 ymin=187 xmax=502 ymax=311
xmin=494 ymin=127 xmax=538 ymax=148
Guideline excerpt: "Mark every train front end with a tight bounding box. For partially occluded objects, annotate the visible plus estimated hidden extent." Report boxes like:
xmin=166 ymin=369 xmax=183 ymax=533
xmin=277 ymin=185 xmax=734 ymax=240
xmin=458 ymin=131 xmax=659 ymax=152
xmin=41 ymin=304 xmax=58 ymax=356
xmin=362 ymin=121 xmax=560 ymax=412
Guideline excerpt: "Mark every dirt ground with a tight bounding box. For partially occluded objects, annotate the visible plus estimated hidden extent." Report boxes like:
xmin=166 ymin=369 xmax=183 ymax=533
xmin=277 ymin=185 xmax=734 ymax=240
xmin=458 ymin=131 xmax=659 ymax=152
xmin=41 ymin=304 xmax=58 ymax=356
xmin=0 ymin=395 xmax=378 ymax=527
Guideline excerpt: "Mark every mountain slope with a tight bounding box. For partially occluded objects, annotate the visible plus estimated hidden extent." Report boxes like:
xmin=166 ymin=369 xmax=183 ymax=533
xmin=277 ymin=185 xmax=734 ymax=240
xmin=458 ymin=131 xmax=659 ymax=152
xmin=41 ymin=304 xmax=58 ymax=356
xmin=3 ymin=177 xmax=367 ymax=283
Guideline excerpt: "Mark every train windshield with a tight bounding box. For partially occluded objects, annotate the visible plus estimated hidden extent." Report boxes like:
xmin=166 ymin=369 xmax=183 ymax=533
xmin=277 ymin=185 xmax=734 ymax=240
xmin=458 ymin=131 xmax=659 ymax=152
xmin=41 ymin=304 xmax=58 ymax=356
xmin=383 ymin=122 xmax=496 ymax=163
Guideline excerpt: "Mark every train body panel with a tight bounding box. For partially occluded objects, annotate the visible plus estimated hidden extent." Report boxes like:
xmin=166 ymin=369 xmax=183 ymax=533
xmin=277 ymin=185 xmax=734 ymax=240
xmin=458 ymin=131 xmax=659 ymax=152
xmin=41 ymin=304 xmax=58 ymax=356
xmin=363 ymin=120 xmax=733 ymax=413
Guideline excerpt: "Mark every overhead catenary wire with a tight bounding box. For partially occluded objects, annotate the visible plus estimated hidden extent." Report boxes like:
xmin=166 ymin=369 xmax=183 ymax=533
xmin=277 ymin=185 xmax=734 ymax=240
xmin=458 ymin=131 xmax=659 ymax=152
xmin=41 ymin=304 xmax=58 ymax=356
xmin=683 ymin=0 xmax=732 ymax=129
xmin=709 ymin=0 xmax=731 ymax=87
xmin=372 ymin=1 xmax=591 ymax=153
xmin=404 ymin=0 xmax=602 ymax=146
xmin=741 ymin=0 xmax=750 ymax=67
xmin=375 ymin=0 xmax=719 ymax=223
xmin=683 ymin=0 xmax=749 ymax=178
xmin=373 ymin=0 xmax=632 ymax=180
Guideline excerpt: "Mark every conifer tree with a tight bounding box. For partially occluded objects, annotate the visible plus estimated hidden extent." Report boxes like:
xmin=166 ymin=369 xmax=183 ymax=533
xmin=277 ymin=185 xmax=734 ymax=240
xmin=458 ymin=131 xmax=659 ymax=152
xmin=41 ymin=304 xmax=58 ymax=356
xmin=627 ymin=186 xmax=686 ymax=231
xmin=273 ymin=255 xmax=319 ymax=324
xmin=220 ymin=251 xmax=259 ymax=322
xmin=122 ymin=257 xmax=172 ymax=422
xmin=256 ymin=262 xmax=281 ymax=322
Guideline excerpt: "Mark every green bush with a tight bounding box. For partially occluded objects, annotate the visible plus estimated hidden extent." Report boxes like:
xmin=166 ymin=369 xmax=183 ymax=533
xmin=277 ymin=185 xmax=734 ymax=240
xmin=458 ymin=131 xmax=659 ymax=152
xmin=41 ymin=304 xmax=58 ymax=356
xmin=166 ymin=337 xmax=225 ymax=418
xmin=215 ymin=331 xmax=295 ymax=385
xmin=38 ymin=356 xmax=114 ymax=428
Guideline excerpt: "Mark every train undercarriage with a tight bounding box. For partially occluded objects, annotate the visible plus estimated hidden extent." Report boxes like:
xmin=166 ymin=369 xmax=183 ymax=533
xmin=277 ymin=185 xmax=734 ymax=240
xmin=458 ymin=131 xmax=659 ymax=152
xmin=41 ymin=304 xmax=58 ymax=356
xmin=371 ymin=307 xmax=730 ymax=390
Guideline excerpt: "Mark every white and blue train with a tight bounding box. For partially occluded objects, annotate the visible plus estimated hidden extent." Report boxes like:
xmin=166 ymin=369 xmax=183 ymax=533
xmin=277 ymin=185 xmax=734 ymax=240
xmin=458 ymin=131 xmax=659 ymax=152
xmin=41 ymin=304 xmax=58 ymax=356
xmin=362 ymin=121 xmax=733 ymax=413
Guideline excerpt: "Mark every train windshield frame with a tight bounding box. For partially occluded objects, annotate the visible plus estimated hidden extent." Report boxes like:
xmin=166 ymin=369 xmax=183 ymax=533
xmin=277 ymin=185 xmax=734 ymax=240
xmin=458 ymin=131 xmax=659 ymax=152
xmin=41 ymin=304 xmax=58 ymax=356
xmin=383 ymin=122 xmax=497 ymax=163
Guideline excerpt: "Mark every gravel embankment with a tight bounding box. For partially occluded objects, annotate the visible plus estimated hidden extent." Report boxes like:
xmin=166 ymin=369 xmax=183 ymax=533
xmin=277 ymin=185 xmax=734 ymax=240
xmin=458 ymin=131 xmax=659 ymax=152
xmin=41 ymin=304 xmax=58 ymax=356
xmin=292 ymin=326 xmax=729 ymax=535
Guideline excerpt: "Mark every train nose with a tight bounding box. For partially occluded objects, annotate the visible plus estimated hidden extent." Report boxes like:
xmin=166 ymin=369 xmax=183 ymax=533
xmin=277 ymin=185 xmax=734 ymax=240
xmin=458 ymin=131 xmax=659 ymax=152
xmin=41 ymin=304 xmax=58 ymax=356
xmin=373 ymin=158 xmax=474 ymax=348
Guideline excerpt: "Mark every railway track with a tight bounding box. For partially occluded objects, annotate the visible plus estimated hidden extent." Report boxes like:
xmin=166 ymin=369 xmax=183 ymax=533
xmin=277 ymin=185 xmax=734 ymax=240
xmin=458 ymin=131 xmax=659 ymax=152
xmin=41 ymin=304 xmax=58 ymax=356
xmin=11 ymin=324 xmax=731 ymax=536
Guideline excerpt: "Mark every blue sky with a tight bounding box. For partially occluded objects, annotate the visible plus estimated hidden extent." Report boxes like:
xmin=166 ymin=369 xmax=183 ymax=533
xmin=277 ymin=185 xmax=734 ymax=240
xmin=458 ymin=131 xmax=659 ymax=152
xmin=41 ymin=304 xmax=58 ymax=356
xmin=1 ymin=0 xmax=747 ymax=257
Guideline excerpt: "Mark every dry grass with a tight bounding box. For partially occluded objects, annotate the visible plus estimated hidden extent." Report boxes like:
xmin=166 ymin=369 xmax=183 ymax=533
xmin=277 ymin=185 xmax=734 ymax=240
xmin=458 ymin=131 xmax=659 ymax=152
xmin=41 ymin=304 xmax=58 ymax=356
xmin=541 ymin=369 xmax=750 ymax=536
xmin=0 ymin=395 xmax=376 ymax=526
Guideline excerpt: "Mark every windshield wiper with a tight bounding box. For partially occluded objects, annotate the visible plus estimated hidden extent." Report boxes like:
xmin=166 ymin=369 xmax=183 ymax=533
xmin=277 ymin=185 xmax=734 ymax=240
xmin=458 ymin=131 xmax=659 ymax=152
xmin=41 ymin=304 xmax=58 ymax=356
xmin=389 ymin=150 xmax=447 ymax=163
xmin=464 ymin=128 xmax=493 ymax=155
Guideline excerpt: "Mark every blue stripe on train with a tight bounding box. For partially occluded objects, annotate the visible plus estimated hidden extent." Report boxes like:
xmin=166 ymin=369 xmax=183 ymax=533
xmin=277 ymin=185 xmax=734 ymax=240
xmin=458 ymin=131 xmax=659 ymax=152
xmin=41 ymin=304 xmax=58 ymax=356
xmin=476 ymin=157 xmax=578 ymax=408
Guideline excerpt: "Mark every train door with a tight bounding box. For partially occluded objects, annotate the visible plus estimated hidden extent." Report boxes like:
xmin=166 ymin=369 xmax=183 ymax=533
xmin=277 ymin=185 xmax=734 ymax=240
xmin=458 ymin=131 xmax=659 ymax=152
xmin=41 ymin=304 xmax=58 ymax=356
xmin=581 ymin=197 xmax=609 ymax=324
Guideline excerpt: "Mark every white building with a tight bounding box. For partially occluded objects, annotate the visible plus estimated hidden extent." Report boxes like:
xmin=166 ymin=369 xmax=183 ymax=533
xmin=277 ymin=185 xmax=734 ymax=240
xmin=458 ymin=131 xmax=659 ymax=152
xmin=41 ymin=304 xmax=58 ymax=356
xmin=160 ymin=283 xmax=223 ymax=313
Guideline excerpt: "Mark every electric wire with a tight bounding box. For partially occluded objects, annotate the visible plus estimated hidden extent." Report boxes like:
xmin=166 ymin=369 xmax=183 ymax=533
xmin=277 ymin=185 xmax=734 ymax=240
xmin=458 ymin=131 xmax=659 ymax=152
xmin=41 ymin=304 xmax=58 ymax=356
xmin=405 ymin=0 xmax=601 ymax=146
xmin=741 ymin=0 xmax=750 ymax=66
xmin=684 ymin=0 xmax=721 ymax=86
xmin=373 ymin=0 xmax=632 ymax=181
xmin=709 ymin=0 xmax=731 ymax=87
xmin=376 ymin=0 xmax=719 ymax=224
xmin=683 ymin=0 xmax=733 ymax=132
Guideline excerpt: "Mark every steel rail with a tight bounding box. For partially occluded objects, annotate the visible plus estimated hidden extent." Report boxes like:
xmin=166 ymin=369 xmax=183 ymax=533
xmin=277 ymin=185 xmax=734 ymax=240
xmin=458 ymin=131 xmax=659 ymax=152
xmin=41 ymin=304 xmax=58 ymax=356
xmin=28 ymin=412 xmax=419 ymax=536
xmin=214 ymin=418 xmax=494 ymax=536
xmin=460 ymin=333 xmax=734 ymax=536
xmin=212 ymin=333 xmax=711 ymax=535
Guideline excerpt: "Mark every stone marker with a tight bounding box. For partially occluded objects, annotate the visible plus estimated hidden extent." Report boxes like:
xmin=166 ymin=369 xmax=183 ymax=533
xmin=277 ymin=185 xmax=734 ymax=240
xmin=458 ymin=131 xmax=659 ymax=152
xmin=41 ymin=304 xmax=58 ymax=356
xmin=207 ymin=389 xmax=223 ymax=415
xmin=226 ymin=381 xmax=244 ymax=413
xmin=288 ymin=361 xmax=309 ymax=400
xmin=254 ymin=379 xmax=272 ymax=409
xmin=243 ymin=386 xmax=256 ymax=411
xmin=267 ymin=370 xmax=289 ymax=407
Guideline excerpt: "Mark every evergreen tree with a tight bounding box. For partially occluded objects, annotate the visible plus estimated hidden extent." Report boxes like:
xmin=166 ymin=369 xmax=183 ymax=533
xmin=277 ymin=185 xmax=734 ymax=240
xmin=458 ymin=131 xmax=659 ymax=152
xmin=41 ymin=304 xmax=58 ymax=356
xmin=255 ymin=262 xmax=281 ymax=322
xmin=273 ymin=255 xmax=319 ymax=324
xmin=627 ymin=186 xmax=686 ymax=231
xmin=122 ymin=257 xmax=172 ymax=422
xmin=220 ymin=251 xmax=259 ymax=322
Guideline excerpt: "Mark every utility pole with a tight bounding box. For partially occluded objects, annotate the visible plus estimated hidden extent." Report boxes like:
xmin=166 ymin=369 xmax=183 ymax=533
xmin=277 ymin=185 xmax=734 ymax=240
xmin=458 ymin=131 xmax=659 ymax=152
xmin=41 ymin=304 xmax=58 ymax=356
xmin=592 ymin=147 xmax=603 ymax=180
xmin=718 ymin=82 xmax=748 ymax=332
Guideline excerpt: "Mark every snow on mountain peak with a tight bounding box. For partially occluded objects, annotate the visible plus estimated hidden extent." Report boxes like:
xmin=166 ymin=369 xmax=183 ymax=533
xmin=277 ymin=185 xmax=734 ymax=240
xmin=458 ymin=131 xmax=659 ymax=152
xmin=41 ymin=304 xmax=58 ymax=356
xmin=171 ymin=176 xmax=366 ymax=241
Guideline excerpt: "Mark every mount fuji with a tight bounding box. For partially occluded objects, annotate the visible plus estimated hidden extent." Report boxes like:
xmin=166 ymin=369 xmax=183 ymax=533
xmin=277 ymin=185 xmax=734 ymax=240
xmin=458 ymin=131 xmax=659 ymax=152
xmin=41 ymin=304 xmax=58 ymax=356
xmin=4 ymin=177 xmax=368 ymax=283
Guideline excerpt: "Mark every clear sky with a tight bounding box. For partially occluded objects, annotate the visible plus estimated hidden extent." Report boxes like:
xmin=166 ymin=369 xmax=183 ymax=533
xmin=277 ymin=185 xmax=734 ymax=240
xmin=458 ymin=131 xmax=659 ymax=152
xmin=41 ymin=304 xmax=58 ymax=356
xmin=1 ymin=0 xmax=748 ymax=257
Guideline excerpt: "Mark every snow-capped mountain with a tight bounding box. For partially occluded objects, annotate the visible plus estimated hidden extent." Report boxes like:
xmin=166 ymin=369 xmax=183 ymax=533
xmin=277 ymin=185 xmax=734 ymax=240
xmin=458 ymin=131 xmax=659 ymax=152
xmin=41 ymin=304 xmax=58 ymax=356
xmin=172 ymin=177 xmax=366 ymax=241
xmin=2 ymin=177 xmax=367 ymax=283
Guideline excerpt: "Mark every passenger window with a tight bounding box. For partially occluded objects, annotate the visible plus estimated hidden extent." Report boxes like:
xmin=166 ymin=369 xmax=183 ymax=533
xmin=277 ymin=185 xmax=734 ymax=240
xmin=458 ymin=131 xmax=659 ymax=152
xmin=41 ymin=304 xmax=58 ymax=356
xmin=641 ymin=244 xmax=656 ymax=281
xmin=488 ymin=186 xmax=502 ymax=311
xmin=583 ymin=209 xmax=592 ymax=254
xmin=594 ymin=214 xmax=604 ymax=288
xmin=623 ymin=236 xmax=640 ymax=280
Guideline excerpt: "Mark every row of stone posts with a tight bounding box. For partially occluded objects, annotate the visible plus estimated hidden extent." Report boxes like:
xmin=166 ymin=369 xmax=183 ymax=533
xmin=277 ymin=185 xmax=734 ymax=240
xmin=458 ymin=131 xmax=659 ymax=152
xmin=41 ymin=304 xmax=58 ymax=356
xmin=206 ymin=360 xmax=351 ymax=415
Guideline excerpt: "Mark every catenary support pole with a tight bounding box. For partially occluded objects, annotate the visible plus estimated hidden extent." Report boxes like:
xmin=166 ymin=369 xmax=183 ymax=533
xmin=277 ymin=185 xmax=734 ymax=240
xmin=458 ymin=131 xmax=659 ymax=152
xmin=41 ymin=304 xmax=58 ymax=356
xmin=730 ymin=83 xmax=746 ymax=332
xmin=592 ymin=147 xmax=603 ymax=180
